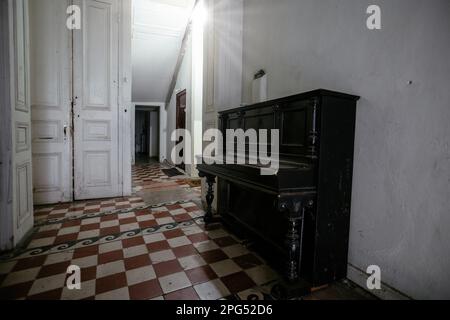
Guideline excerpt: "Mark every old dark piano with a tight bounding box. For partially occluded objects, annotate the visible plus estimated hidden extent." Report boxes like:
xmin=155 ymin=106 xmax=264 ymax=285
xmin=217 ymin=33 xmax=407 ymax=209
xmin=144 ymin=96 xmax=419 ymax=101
xmin=197 ymin=89 xmax=360 ymax=295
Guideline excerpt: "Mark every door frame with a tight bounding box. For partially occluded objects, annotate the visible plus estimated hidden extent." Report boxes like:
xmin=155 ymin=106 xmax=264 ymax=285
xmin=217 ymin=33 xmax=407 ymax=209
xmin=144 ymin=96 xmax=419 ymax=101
xmin=176 ymin=89 xmax=187 ymax=130
xmin=131 ymin=102 xmax=167 ymax=165
xmin=134 ymin=107 xmax=160 ymax=159
xmin=148 ymin=109 xmax=160 ymax=159
xmin=119 ymin=0 xmax=133 ymax=197
xmin=176 ymin=90 xmax=187 ymax=171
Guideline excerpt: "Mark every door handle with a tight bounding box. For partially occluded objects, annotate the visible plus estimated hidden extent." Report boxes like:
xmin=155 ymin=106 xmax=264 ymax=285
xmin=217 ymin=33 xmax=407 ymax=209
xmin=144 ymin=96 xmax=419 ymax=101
xmin=64 ymin=125 xmax=68 ymax=140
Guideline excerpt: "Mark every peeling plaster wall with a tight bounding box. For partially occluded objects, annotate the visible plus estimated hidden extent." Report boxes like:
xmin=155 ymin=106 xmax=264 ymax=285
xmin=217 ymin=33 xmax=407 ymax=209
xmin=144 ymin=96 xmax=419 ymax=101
xmin=241 ymin=0 xmax=450 ymax=299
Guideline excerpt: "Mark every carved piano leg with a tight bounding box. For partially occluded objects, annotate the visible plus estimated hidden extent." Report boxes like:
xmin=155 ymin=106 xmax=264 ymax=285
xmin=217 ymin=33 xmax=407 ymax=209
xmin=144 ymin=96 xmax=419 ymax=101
xmin=286 ymin=216 xmax=301 ymax=281
xmin=278 ymin=199 xmax=304 ymax=282
xmin=271 ymin=197 xmax=309 ymax=299
xmin=204 ymin=175 xmax=216 ymax=225
xmin=198 ymin=172 xmax=216 ymax=227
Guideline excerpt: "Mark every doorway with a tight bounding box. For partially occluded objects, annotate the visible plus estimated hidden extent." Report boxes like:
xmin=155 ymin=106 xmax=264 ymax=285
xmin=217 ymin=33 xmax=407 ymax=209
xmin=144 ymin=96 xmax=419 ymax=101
xmin=176 ymin=90 xmax=187 ymax=172
xmin=134 ymin=107 xmax=160 ymax=165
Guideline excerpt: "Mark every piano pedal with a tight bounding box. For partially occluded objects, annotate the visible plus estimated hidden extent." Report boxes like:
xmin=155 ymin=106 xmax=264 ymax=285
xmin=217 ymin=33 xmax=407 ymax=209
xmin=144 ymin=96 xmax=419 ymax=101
xmin=241 ymin=239 xmax=255 ymax=248
xmin=204 ymin=216 xmax=222 ymax=231
xmin=270 ymin=278 xmax=311 ymax=300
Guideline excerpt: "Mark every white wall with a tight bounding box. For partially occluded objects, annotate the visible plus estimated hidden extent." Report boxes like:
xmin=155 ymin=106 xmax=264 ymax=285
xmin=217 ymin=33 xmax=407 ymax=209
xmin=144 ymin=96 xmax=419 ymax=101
xmin=165 ymin=2 xmax=205 ymax=178
xmin=199 ymin=0 xmax=243 ymax=209
xmin=166 ymin=35 xmax=193 ymax=166
xmin=241 ymin=0 xmax=450 ymax=299
xmin=211 ymin=0 xmax=243 ymax=111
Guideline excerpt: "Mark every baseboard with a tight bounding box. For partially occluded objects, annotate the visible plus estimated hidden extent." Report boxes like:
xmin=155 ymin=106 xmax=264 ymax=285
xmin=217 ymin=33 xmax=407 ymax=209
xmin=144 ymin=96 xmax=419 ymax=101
xmin=347 ymin=263 xmax=411 ymax=300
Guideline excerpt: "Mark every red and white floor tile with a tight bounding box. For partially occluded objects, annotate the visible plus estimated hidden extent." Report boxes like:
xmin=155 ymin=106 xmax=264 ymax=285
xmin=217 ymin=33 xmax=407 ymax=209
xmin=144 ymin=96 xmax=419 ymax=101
xmin=132 ymin=163 xmax=201 ymax=194
xmin=34 ymin=197 xmax=146 ymax=224
xmin=0 ymin=200 xmax=279 ymax=300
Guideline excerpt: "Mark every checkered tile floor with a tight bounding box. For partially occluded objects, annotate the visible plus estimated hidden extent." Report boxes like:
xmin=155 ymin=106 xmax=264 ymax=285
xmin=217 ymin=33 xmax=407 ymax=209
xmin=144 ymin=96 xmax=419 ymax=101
xmin=34 ymin=197 xmax=146 ymax=224
xmin=0 ymin=200 xmax=279 ymax=300
xmin=132 ymin=164 xmax=201 ymax=194
xmin=132 ymin=163 xmax=171 ymax=185
xmin=0 ymin=163 xmax=281 ymax=300
xmin=28 ymin=201 xmax=204 ymax=253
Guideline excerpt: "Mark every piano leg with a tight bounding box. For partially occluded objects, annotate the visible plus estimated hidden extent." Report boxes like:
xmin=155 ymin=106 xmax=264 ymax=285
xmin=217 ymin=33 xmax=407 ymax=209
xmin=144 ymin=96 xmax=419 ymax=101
xmin=286 ymin=215 xmax=302 ymax=281
xmin=278 ymin=198 xmax=305 ymax=282
xmin=198 ymin=172 xmax=216 ymax=227
xmin=271 ymin=196 xmax=311 ymax=299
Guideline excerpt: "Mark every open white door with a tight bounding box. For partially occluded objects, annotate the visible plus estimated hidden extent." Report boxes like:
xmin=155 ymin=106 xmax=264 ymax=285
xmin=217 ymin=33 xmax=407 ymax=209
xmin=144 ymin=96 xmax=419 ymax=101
xmin=73 ymin=0 xmax=122 ymax=200
xmin=9 ymin=0 xmax=34 ymax=245
xmin=29 ymin=0 xmax=73 ymax=205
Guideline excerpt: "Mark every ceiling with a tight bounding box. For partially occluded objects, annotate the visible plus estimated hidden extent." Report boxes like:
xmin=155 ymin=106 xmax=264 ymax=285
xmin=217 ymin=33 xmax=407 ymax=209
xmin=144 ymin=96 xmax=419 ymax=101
xmin=132 ymin=0 xmax=195 ymax=102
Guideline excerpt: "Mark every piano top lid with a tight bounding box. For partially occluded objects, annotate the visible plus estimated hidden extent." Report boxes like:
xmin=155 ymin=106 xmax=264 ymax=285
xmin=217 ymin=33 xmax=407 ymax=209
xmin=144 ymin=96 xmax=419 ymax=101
xmin=197 ymin=155 xmax=312 ymax=170
xmin=219 ymin=89 xmax=360 ymax=115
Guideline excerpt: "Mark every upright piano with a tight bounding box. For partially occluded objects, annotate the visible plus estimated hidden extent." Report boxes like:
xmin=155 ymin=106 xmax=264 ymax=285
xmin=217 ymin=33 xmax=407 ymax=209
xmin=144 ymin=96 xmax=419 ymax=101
xmin=197 ymin=89 xmax=360 ymax=294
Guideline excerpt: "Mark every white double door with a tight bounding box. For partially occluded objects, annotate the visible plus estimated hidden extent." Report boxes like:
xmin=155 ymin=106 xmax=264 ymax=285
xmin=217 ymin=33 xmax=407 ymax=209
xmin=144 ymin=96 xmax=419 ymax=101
xmin=30 ymin=0 xmax=122 ymax=204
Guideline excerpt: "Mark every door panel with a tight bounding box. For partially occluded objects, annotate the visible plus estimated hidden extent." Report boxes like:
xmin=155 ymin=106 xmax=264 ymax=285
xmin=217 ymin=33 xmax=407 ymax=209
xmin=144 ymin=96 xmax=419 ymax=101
xmin=73 ymin=0 xmax=121 ymax=200
xmin=30 ymin=0 xmax=72 ymax=204
xmin=11 ymin=0 xmax=34 ymax=244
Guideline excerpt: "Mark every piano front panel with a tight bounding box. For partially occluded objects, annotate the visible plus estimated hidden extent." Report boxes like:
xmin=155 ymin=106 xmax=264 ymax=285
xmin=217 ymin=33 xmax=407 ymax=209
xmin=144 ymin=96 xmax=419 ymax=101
xmin=279 ymin=99 xmax=316 ymax=158
xmin=224 ymin=104 xmax=278 ymax=163
xmin=242 ymin=105 xmax=277 ymax=131
xmin=227 ymin=117 xmax=241 ymax=130
xmin=221 ymin=99 xmax=318 ymax=164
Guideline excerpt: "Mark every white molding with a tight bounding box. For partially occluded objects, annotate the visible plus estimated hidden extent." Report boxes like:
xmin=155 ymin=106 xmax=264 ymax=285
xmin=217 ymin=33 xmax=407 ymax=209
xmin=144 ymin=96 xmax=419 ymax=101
xmin=120 ymin=0 xmax=133 ymax=197
xmin=188 ymin=0 xmax=204 ymax=178
xmin=133 ymin=24 xmax=183 ymax=39
xmin=204 ymin=0 xmax=215 ymax=113
xmin=347 ymin=263 xmax=411 ymax=300
xmin=138 ymin=0 xmax=191 ymax=9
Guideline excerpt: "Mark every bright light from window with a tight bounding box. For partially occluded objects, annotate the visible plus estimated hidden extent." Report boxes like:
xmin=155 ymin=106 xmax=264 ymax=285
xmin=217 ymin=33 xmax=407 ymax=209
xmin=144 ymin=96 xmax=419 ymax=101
xmin=192 ymin=0 xmax=207 ymax=27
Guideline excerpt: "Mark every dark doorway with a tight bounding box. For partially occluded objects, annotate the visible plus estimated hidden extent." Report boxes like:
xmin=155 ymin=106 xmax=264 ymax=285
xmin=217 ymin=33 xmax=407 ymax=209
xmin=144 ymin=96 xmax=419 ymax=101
xmin=135 ymin=110 xmax=150 ymax=156
xmin=176 ymin=90 xmax=187 ymax=171
xmin=135 ymin=107 xmax=160 ymax=165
